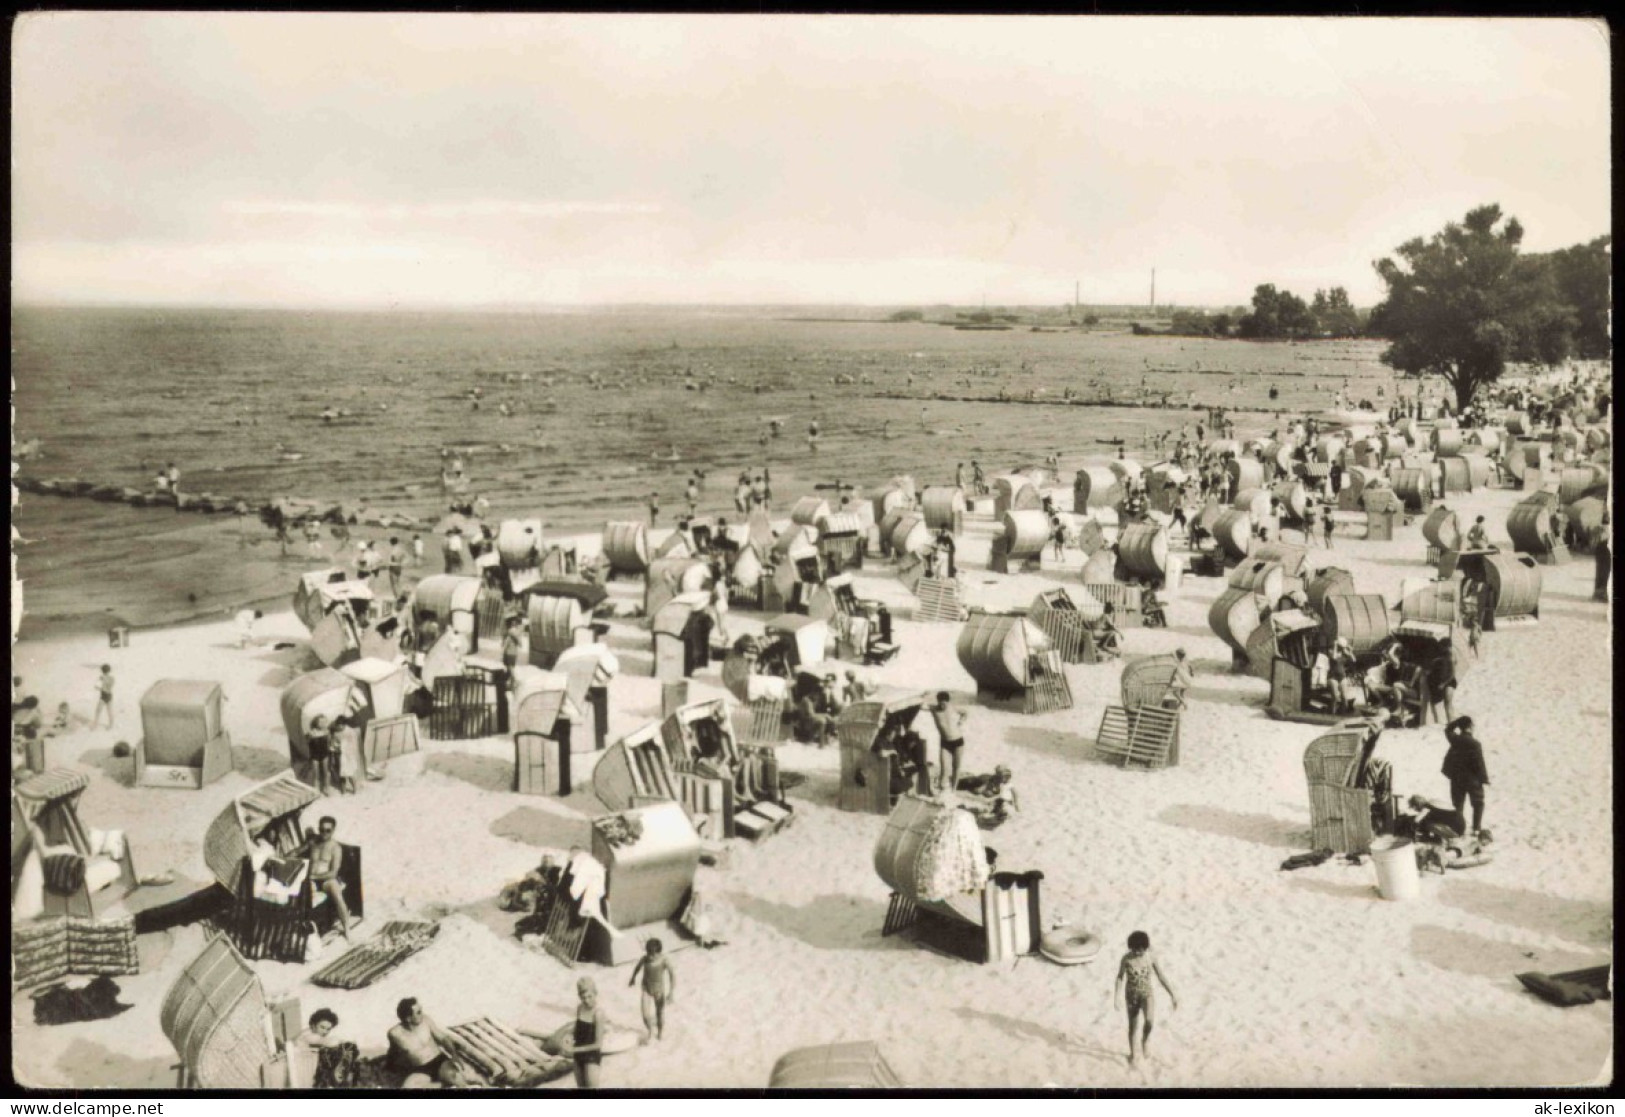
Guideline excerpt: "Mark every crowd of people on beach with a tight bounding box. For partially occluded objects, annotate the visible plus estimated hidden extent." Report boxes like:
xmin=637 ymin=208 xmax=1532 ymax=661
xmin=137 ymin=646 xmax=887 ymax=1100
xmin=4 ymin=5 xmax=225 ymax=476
xmin=11 ymin=351 xmax=1612 ymax=1087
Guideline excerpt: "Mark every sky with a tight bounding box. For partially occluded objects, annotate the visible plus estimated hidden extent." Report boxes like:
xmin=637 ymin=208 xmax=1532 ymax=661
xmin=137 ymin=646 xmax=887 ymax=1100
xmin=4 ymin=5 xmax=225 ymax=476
xmin=10 ymin=14 xmax=1612 ymax=309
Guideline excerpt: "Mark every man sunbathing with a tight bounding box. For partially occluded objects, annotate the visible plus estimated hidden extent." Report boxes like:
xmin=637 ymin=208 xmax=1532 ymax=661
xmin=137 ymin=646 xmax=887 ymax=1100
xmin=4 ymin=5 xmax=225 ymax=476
xmin=387 ymin=997 xmax=468 ymax=1088
xmin=297 ymin=816 xmax=355 ymax=941
xmin=959 ymin=765 xmax=1020 ymax=825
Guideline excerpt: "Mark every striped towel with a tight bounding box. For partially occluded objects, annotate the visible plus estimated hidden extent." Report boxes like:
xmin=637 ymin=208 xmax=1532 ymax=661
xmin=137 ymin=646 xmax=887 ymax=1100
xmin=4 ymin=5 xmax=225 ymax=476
xmin=42 ymin=853 xmax=86 ymax=895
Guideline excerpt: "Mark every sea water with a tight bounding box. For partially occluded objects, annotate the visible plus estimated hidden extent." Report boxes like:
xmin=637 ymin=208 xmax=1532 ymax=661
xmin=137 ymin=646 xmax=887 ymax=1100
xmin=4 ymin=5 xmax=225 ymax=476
xmin=12 ymin=306 xmax=1400 ymax=633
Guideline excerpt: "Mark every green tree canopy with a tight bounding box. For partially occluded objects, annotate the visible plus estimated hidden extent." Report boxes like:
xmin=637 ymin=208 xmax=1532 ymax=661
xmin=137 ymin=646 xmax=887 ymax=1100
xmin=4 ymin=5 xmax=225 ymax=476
xmin=1369 ymin=204 xmax=1575 ymax=411
xmin=1238 ymin=283 xmax=1317 ymax=339
xmin=1538 ymin=235 xmax=1611 ymax=360
xmin=1311 ymin=287 xmax=1361 ymax=338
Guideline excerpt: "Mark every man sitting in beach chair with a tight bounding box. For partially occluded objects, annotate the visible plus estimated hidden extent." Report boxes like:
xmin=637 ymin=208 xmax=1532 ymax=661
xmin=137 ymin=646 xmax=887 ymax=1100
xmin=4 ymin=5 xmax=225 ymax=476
xmin=1091 ymin=605 xmax=1123 ymax=659
xmin=794 ymin=672 xmax=844 ymax=748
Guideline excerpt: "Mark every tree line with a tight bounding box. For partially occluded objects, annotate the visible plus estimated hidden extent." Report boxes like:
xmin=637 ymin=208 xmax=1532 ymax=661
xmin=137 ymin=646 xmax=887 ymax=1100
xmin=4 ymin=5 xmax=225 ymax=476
xmin=1160 ymin=206 xmax=1608 ymax=411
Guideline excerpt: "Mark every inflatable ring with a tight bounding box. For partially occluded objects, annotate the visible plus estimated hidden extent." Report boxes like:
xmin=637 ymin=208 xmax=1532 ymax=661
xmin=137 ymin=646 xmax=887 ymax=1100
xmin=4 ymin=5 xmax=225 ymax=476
xmin=1445 ymin=850 xmax=1495 ymax=870
xmin=542 ymin=1023 xmax=642 ymax=1058
xmin=1039 ymin=925 xmax=1103 ymax=966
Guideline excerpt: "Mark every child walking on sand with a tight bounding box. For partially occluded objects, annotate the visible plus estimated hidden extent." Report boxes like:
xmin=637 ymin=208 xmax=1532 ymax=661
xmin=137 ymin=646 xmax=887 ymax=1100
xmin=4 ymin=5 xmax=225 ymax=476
xmin=629 ymin=937 xmax=677 ymax=1041
xmin=1114 ymin=930 xmax=1178 ymax=1067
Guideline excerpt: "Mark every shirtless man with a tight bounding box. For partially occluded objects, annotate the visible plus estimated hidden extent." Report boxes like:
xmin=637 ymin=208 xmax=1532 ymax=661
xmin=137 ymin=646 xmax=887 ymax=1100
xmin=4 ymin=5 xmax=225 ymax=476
xmin=387 ymin=998 xmax=467 ymax=1087
xmin=298 ymin=816 xmax=355 ymax=941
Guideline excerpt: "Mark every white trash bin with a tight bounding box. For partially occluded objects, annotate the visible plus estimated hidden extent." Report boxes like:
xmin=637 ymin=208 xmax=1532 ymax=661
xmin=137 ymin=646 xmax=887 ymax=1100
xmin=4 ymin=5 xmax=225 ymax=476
xmin=1370 ymin=836 xmax=1421 ymax=901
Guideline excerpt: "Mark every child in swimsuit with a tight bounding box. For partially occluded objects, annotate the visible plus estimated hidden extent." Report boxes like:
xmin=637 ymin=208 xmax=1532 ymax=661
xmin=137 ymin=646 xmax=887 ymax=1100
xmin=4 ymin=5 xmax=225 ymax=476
xmin=570 ymin=978 xmax=606 ymax=1089
xmin=1114 ymin=930 xmax=1179 ymax=1067
xmin=629 ymin=937 xmax=677 ymax=1041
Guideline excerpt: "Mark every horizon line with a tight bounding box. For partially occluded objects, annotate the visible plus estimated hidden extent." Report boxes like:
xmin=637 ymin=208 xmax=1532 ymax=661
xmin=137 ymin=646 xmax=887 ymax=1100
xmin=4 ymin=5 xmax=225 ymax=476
xmin=13 ymin=298 xmax=1264 ymax=314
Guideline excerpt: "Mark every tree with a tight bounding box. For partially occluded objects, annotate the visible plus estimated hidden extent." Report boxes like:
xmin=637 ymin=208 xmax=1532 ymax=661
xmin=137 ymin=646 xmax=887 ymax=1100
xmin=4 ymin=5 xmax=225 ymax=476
xmin=887 ymin=308 xmax=923 ymax=322
xmin=1169 ymin=309 xmax=1215 ymax=337
xmin=1311 ymin=287 xmax=1361 ymax=338
xmin=1239 ymin=283 xmax=1316 ymax=339
xmin=1539 ymin=235 xmax=1611 ymax=359
xmin=1369 ymin=204 xmax=1575 ymax=412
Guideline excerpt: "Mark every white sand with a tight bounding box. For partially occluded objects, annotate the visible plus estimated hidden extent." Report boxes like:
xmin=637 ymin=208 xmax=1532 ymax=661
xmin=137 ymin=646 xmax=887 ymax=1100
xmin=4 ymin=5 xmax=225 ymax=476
xmin=10 ymin=480 xmax=1612 ymax=1089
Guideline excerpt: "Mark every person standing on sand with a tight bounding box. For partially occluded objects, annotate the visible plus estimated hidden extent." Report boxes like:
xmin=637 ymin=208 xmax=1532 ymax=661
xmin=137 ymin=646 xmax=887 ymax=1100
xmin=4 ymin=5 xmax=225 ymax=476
xmin=629 ymin=938 xmax=677 ymax=1042
xmin=332 ymin=716 xmax=360 ymax=795
xmin=501 ymin=616 xmax=524 ymax=682
xmin=91 ymin=665 xmax=115 ymax=730
xmin=935 ymin=528 xmax=957 ymax=577
xmin=411 ymin=533 xmax=424 ymax=568
xmin=1115 ymin=930 xmax=1178 ymax=1068
xmin=387 ymin=537 xmax=406 ymax=597
xmin=1321 ymin=507 xmax=1335 ymax=549
xmin=568 ymin=978 xmax=608 ymax=1088
xmin=166 ymin=462 xmax=181 ymax=496
xmin=306 ymin=715 xmax=334 ymax=795
xmin=354 ymin=540 xmax=377 ymax=585
xmin=1442 ymin=715 xmax=1489 ymax=837
xmin=931 ymin=691 xmax=967 ymax=793
xmin=442 ymin=527 xmax=466 ymax=574
xmin=236 ymin=608 xmax=263 ymax=649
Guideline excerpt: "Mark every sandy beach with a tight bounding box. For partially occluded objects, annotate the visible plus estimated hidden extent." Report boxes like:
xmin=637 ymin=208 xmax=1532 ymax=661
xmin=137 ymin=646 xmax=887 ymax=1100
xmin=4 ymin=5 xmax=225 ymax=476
xmin=10 ymin=469 xmax=1612 ymax=1090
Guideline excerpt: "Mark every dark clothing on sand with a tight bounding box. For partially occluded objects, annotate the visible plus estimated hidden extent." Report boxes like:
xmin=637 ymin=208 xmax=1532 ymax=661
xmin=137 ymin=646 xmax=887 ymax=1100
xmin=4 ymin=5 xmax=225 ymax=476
xmin=1441 ymin=723 xmax=1488 ymax=788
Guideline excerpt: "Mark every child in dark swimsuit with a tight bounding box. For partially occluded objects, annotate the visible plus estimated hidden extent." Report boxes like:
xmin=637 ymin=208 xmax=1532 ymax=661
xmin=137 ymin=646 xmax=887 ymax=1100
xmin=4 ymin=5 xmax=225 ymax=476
xmin=1114 ymin=930 xmax=1179 ymax=1067
xmin=570 ymin=978 xmax=606 ymax=1089
xmin=629 ymin=937 xmax=677 ymax=1041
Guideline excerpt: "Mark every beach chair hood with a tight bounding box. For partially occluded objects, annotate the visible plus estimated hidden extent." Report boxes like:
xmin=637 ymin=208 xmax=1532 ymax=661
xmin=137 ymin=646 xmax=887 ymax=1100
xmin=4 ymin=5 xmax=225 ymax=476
xmin=203 ymin=774 xmax=321 ymax=893
xmin=161 ymin=935 xmax=274 ymax=1089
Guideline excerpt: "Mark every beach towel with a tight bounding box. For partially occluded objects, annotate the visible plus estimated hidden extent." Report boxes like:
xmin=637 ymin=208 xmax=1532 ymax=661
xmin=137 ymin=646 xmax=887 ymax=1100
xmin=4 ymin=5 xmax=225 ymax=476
xmin=567 ymin=851 xmax=609 ymax=922
xmin=31 ymin=975 xmax=132 ymax=1026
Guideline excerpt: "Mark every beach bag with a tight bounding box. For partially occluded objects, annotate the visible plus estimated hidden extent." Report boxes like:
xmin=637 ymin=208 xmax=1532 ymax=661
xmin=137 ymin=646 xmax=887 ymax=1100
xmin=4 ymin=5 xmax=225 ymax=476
xmin=303 ymin=923 xmax=326 ymax=965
